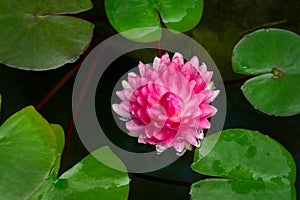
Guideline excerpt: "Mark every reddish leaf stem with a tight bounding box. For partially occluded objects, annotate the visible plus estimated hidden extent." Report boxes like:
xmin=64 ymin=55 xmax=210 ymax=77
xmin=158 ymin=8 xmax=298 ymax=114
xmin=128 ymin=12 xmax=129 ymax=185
xmin=157 ymin=41 xmax=162 ymax=57
xmin=35 ymin=61 xmax=82 ymax=110
xmin=58 ymin=49 xmax=103 ymax=175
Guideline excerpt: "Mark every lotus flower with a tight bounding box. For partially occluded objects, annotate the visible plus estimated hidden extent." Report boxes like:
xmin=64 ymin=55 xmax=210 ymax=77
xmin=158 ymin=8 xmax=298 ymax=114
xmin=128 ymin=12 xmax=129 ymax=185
xmin=112 ymin=52 xmax=219 ymax=154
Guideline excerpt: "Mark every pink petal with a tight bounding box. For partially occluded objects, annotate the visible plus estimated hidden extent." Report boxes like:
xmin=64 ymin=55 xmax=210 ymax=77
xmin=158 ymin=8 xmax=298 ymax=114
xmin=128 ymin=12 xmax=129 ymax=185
xmin=172 ymin=52 xmax=184 ymax=66
xmin=182 ymin=130 xmax=200 ymax=147
xmin=199 ymin=104 xmax=217 ymax=118
xmin=181 ymin=62 xmax=197 ymax=80
xmin=173 ymin=137 xmax=185 ymax=152
xmin=128 ymin=74 xmax=139 ymax=89
xmin=139 ymin=77 xmax=148 ymax=86
xmin=204 ymin=71 xmax=213 ymax=84
xmin=123 ymin=89 xmax=133 ymax=100
xmin=141 ymin=85 xmax=149 ymax=97
xmin=136 ymin=96 xmax=148 ymax=109
xmin=156 ymin=144 xmax=168 ymax=153
xmin=198 ymin=90 xmax=214 ymax=103
xmin=136 ymin=107 xmax=150 ymax=124
xmin=189 ymin=56 xmax=199 ymax=67
xmin=153 ymin=57 xmax=161 ymax=71
xmin=148 ymin=104 xmax=167 ymax=122
xmin=167 ymin=62 xmax=181 ymax=71
xmin=138 ymin=61 xmax=146 ymax=76
xmin=126 ymin=120 xmax=145 ymax=132
xmin=159 ymin=92 xmax=183 ymax=117
xmin=199 ymin=118 xmax=211 ymax=129
xmin=147 ymin=93 xmax=159 ymax=105
xmin=195 ymin=93 xmax=206 ymax=104
xmin=159 ymin=129 xmax=177 ymax=145
xmin=162 ymin=69 xmax=191 ymax=99
xmin=182 ymin=96 xmax=198 ymax=113
xmin=120 ymin=101 xmax=130 ymax=112
xmin=112 ymin=104 xmax=131 ymax=118
xmin=198 ymin=63 xmax=213 ymax=84
xmin=145 ymin=137 xmax=161 ymax=145
xmin=161 ymin=52 xmax=170 ymax=63
xmin=198 ymin=62 xmax=207 ymax=72
xmin=189 ymin=79 xmax=196 ymax=89
xmin=145 ymin=126 xmax=155 ymax=137
xmin=138 ymin=134 xmax=147 ymax=144
xmin=144 ymin=64 xmax=156 ymax=79
xmin=128 ymin=131 xmax=140 ymax=137
xmin=116 ymin=91 xmax=128 ymax=101
xmin=211 ymin=90 xmax=220 ymax=101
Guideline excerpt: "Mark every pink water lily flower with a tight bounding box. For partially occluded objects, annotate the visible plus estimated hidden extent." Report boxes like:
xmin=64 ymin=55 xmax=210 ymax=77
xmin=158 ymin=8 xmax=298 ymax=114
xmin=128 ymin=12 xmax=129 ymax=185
xmin=112 ymin=52 xmax=219 ymax=154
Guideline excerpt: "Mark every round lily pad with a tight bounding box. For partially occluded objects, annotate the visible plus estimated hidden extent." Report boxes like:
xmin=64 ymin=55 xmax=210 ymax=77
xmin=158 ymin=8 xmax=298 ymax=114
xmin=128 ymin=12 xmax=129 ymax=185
xmin=0 ymin=106 xmax=59 ymax=199
xmin=232 ymin=28 xmax=300 ymax=116
xmin=0 ymin=0 xmax=94 ymax=70
xmin=105 ymin=0 xmax=203 ymax=42
xmin=191 ymin=129 xmax=296 ymax=200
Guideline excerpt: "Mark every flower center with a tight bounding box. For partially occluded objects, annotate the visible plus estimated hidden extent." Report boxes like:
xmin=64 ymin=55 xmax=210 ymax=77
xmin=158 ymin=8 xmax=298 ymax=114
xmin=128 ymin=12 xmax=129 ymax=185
xmin=156 ymin=92 xmax=183 ymax=144
xmin=159 ymin=92 xmax=183 ymax=118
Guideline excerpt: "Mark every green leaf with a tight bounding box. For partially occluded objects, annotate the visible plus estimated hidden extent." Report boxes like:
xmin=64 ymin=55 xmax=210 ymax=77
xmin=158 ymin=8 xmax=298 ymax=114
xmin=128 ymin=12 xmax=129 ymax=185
xmin=50 ymin=124 xmax=65 ymax=155
xmin=191 ymin=129 xmax=296 ymax=200
xmin=191 ymin=179 xmax=295 ymax=200
xmin=49 ymin=124 xmax=65 ymax=178
xmin=0 ymin=106 xmax=58 ymax=199
xmin=105 ymin=0 xmax=203 ymax=42
xmin=232 ymin=28 xmax=300 ymax=116
xmin=34 ymin=146 xmax=130 ymax=200
xmin=0 ymin=106 xmax=129 ymax=199
xmin=91 ymin=145 xmax=128 ymax=172
xmin=26 ymin=124 xmax=65 ymax=200
xmin=0 ymin=0 xmax=94 ymax=70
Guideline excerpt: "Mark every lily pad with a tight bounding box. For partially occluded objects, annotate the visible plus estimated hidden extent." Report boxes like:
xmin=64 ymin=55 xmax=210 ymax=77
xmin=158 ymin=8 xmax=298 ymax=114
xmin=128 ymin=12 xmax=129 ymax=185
xmin=232 ymin=28 xmax=300 ymax=116
xmin=0 ymin=0 xmax=94 ymax=70
xmin=105 ymin=0 xmax=203 ymax=42
xmin=0 ymin=106 xmax=58 ymax=199
xmin=32 ymin=146 xmax=130 ymax=200
xmin=191 ymin=129 xmax=296 ymax=200
xmin=0 ymin=106 xmax=130 ymax=199
xmin=28 ymin=134 xmax=130 ymax=199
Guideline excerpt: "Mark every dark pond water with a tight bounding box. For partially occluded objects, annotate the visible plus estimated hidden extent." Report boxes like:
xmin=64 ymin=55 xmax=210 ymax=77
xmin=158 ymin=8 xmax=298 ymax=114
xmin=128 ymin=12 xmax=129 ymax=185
xmin=0 ymin=0 xmax=299 ymax=199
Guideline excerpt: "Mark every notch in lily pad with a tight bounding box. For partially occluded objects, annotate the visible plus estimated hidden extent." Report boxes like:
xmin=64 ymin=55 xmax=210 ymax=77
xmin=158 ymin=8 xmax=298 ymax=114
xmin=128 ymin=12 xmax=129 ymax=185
xmin=232 ymin=28 xmax=300 ymax=116
xmin=271 ymin=67 xmax=282 ymax=79
xmin=0 ymin=0 xmax=94 ymax=70
xmin=105 ymin=0 xmax=204 ymax=42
